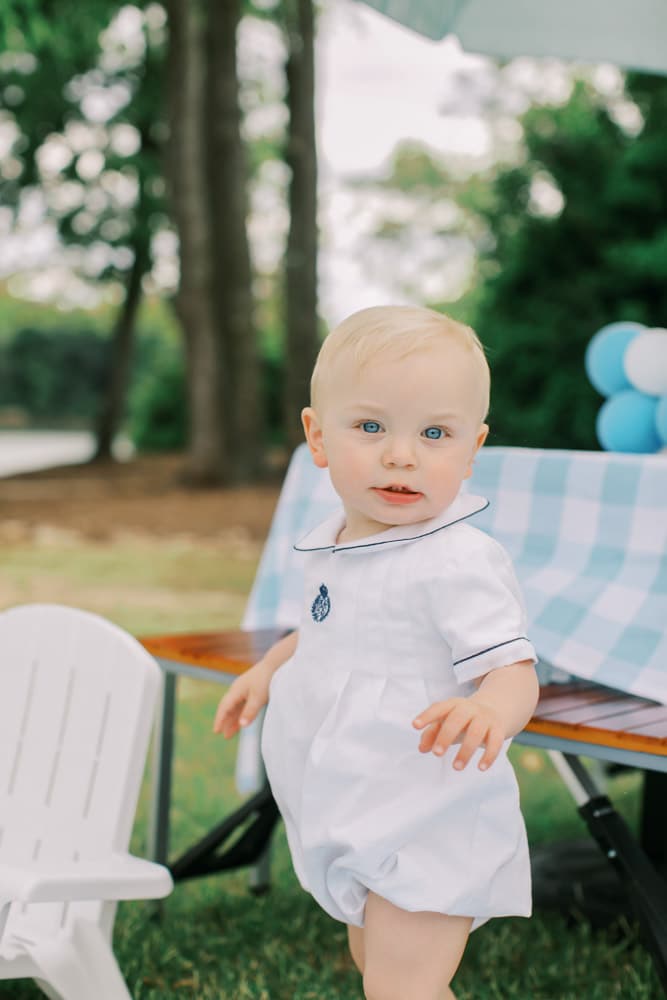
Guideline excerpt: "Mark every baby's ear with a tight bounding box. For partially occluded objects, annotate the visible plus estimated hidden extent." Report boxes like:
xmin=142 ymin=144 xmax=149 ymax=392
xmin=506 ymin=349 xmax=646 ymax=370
xmin=475 ymin=423 xmax=489 ymax=452
xmin=463 ymin=423 xmax=489 ymax=480
xmin=301 ymin=407 xmax=328 ymax=468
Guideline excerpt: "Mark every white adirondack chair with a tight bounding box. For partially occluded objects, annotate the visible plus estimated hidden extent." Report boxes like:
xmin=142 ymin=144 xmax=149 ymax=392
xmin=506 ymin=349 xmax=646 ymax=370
xmin=0 ymin=604 xmax=173 ymax=1000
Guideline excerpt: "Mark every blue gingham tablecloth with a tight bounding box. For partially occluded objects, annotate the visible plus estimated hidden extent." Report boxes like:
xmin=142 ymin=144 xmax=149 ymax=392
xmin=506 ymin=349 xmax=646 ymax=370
xmin=467 ymin=447 xmax=666 ymax=701
xmin=237 ymin=444 xmax=666 ymax=790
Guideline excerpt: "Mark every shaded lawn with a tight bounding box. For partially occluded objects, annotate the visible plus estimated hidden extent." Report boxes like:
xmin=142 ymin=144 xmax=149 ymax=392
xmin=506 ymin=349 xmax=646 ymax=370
xmin=0 ymin=538 xmax=660 ymax=998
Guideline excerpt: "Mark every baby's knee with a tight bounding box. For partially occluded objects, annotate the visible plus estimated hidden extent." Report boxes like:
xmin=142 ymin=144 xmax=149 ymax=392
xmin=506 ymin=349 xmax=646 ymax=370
xmin=362 ymin=967 xmax=414 ymax=1000
xmin=362 ymin=969 xmax=393 ymax=1000
xmin=363 ymin=963 xmax=452 ymax=1000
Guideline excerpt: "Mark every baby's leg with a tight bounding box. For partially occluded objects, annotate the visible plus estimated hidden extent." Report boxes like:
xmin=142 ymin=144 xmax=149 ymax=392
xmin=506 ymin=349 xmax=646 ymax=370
xmin=347 ymin=923 xmax=365 ymax=974
xmin=361 ymin=891 xmax=472 ymax=1000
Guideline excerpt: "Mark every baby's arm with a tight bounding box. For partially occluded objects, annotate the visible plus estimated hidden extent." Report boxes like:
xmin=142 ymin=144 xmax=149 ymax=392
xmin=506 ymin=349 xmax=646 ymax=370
xmin=412 ymin=660 xmax=539 ymax=771
xmin=213 ymin=630 xmax=299 ymax=738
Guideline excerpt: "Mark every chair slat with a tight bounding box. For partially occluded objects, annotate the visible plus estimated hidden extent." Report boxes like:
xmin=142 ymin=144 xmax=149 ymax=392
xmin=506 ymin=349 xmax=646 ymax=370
xmin=0 ymin=603 xmax=170 ymax=984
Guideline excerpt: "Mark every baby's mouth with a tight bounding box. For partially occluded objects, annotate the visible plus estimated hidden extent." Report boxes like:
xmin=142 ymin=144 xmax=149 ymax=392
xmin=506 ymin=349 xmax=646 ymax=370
xmin=373 ymin=485 xmax=423 ymax=504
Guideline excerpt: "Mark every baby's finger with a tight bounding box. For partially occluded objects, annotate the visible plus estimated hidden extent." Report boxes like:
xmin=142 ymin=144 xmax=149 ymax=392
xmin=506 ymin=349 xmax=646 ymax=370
xmin=213 ymin=689 xmax=245 ymax=733
xmin=417 ymin=721 xmax=441 ymax=753
xmin=478 ymin=728 xmax=505 ymax=771
xmin=238 ymin=692 xmax=263 ymax=728
xmin=221 ymin=717 xmax=241 ymax=739
xmin=413 ymin=699 xmax=457 ymax=730
xmin=430 ymin=707 xmax=471 ymax=757
xmin=452 ymin=718 xmax=488 ymax=770
xmin=213 ymin=706 xmax=228 ymax=734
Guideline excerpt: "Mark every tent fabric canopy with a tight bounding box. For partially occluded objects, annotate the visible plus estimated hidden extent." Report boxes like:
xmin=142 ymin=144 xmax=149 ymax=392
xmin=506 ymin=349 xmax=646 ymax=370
xmin=356 ymin=0 xmax=667 ymax=75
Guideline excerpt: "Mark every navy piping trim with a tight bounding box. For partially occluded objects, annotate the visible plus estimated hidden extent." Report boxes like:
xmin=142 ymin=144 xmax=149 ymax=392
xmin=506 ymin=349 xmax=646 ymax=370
xmin=453 ymin=636 xmax=530 ymax=667
xmin=293 ymin=499 xmax=490 ymax=553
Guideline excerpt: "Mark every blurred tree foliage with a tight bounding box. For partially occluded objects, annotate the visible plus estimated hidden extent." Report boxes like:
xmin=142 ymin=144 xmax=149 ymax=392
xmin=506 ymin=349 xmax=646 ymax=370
xmin=0 ymin=323 xmax=167 ymax=427
xmin=0 ymin=327 xmax=108 ymax=424
xmin=2 ymin=3 xmax=665 ymax=461
xmin=471 ymin=73 xmax=667 ymax=448
xmin=0 ymin=1 xmax=168 ymax=458
xmin=129 ymin=346 xmax=186 ymax=450
xmin=0 ymin=292 xmax=286 ymax=451
xmin=360 ymin=72 xmax=667 ymax=450
xmin=0 ymin=0 xmax=320 ymax=479
xmin=127 ymin=348 xmax=286 ymax=452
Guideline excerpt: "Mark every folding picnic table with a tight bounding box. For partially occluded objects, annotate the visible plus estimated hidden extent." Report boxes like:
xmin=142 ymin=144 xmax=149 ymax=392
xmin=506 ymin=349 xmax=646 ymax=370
xmin=141 ymin=444 xmax=667 ymax=988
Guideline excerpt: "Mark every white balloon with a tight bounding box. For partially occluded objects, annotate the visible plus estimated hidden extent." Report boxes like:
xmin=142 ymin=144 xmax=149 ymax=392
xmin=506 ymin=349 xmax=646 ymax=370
xmin=624 ymin=328 xmax=667 ymax=396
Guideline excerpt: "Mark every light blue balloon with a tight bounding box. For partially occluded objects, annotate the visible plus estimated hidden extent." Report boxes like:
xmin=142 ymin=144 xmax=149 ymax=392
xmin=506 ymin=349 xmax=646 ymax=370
xmin=585 ymin=321 xmax=645 ymax=397
xmin=597 ymin=391 xmax=661 ymax=453
xmin=656 ymin=395 xmax=667 ymax=446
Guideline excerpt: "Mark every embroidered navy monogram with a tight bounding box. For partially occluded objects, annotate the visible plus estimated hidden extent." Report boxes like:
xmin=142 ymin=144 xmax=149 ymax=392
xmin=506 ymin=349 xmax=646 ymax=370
xmin=311 ymin=584 xmax=331 ymax=622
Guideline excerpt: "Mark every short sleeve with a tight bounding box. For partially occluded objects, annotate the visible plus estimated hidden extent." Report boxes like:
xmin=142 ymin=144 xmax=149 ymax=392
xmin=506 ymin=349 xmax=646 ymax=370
xmin=427 ymin=531 xmax=537 ymax=684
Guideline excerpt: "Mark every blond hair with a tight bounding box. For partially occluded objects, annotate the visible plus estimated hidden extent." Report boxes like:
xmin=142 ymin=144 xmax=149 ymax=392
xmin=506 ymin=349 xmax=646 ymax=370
xmin=311 ymin=305 xmax=490 ymax=419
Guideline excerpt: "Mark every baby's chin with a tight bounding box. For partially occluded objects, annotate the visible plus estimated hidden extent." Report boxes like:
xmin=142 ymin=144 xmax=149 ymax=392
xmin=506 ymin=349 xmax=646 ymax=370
xmin=375 ymin=508 xmax=439 ymax=528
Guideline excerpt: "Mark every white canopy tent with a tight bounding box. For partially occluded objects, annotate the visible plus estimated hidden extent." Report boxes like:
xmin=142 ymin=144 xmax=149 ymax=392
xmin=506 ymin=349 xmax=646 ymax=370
xmin=357 ymin=0 xmax=667 ymax=75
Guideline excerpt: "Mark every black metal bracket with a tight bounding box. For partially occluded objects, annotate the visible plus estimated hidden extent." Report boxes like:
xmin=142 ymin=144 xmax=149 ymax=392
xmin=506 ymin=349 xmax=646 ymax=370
xmin=579 ymin=791 xmax=667 ymax=994
xmin=168 ymin=783 xmax=280 ymax=883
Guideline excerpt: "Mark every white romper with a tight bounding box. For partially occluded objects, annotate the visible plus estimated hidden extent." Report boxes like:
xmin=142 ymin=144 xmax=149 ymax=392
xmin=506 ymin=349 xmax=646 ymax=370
xmin=260 ymin=492 xmax=537 ymax=929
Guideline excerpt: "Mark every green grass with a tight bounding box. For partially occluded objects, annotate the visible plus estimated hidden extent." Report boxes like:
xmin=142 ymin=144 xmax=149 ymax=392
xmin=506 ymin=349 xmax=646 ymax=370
xmin=0 ymin=537 xmax=257 ymax=634
xmin=0 ymin=538 xmax=661 ymax=998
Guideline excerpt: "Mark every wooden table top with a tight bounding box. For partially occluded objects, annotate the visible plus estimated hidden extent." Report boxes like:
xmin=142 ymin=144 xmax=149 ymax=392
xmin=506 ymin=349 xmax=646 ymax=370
xmin=141 ymin=627 xmax=283 ymax=675
xmin=527 ymin=681 xmax=667 ymax=757
xmin=140 ymin=629 xmax=667 ymax=758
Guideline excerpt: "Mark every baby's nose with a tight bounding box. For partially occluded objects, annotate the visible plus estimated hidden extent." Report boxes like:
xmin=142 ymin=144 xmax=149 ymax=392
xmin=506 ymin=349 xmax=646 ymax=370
xmin=381 ymin=437 xmax=417 ymax=468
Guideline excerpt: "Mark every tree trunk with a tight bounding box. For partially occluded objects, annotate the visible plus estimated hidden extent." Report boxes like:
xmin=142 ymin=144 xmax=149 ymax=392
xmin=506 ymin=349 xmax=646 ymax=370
xmin=283 ymin=0 xmax=320 ymax=452
xmin=206 ymin=0 xmax=263 ymax=482
xmin=164 ymin=0 xmax=227 ymax=485
xmin=92 ymin=232 xmax=149 ymax=461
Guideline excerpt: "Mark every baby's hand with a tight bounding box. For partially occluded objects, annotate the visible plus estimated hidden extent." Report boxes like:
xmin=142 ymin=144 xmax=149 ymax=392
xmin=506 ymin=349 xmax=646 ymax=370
xmin=213 ymin=661 xmax=273 ymax=739
xmin=412 ymin=697 xmax=505 ymax=771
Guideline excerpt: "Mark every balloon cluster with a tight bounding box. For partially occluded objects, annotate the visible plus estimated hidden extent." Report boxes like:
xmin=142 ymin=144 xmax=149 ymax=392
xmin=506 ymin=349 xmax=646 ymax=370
xmin=585 ymin=322 xmax=667 ymax=453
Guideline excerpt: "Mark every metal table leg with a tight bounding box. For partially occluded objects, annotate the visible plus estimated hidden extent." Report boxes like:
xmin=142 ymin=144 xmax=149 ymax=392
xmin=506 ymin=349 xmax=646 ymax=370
xmin=551 ymin=752 xmax=667 ymax=994
xmin=641 ymin=770 xmax=667 ymax=872
xmin=148 ymin=671 xmax=177 ymax=867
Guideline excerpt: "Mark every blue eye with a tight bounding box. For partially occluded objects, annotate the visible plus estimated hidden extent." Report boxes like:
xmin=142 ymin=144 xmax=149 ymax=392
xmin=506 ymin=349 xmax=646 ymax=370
xmin=360 ymin=421 xmax=382 ymax=434
xmin=423 ymin=426 xmax=444 ymax=440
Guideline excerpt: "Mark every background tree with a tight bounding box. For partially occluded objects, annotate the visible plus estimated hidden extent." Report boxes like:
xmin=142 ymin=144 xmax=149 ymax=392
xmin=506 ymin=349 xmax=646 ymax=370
xmin=160 ymin=0 xmax=321 ymax=481
xmin=90 ymin=17 xmax=167 ymax=460
xmin=281 ymin=0 xmax=319 ymax=452
xmin=165 ymin=0 xmax=231 ymax=485
xmin=2 ymin=0 xmax=322 ymax=483
xmin=206 ymin=0 xmax=262 ymax=484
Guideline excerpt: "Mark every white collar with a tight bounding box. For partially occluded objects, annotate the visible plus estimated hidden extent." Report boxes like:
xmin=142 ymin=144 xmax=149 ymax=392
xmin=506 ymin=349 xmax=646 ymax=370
xmin=294 ymin=492 xmax=489 ymax=554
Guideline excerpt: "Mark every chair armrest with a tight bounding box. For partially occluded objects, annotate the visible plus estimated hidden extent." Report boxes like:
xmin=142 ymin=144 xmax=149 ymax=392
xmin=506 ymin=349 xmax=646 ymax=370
xmin=0 ymin=852 xmax=173 ymax=904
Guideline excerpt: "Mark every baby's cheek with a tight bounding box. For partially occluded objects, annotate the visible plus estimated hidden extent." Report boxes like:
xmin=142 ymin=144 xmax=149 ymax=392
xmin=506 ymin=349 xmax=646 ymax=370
xmin=332 ymin=456 xmax=367 ymax=495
